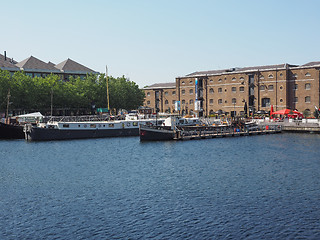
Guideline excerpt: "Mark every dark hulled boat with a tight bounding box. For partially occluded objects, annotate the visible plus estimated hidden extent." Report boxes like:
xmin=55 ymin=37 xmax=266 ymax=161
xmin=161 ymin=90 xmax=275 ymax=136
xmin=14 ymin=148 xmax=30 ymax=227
xmin=0 ymin=122 xmax=24 ymax=139
xmin=139 ymin=125 xmax=175 ymax=141
xmin=139 ymin=116 xmax=201 ymax=141
xmin=24 ymin=118 xmax=157 ymax=141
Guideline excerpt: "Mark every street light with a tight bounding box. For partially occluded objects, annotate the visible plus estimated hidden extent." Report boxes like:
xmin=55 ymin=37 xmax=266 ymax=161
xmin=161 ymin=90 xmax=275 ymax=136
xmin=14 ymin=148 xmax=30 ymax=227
xmin=106 ymin=65 xmax=110 ymax=113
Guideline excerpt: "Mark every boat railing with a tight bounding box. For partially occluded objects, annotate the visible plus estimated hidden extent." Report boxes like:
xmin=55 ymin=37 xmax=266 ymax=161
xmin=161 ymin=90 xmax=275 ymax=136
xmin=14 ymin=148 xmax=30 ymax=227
xmin=47 ymin=115 xmax=110 ymax=123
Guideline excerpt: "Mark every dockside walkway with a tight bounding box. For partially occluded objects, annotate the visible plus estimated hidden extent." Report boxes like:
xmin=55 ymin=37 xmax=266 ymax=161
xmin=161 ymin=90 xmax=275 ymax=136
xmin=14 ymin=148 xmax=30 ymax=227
xmin=253 ymin=118 xmax=320 ymax=133
xmin=174 ymin=125 xmax=282 ymax=141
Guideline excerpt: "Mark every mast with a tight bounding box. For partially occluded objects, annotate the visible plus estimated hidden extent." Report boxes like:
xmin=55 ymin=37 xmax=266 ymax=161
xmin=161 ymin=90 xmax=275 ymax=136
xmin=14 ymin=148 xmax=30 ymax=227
xmin=106 ymin=65 xmax=110 ymax=113
xmin=6 ymin=89 xmax=11 ymax=124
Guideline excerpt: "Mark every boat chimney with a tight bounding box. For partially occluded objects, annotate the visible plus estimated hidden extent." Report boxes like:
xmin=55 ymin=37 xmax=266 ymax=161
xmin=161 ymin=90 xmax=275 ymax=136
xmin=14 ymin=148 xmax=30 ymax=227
xmin=4 ymin=51 xmax=7 ymax=61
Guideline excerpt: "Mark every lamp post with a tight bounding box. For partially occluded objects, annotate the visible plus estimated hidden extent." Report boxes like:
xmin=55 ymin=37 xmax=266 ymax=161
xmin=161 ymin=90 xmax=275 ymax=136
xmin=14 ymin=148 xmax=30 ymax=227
xmin=106 ymin=65 xmax=110 ymax=114
xmin=50 ymin=88 xmax=53 ymax=117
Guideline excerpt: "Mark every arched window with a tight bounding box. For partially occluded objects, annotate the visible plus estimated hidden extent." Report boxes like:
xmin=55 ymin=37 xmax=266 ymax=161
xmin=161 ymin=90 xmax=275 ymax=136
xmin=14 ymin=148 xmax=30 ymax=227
xmin=189 ymin=89 xmax=193 ymax=95
xmin=305 ymin=83 xmax=311 ymax=90
xmin=165 ymin=100 xmax=169 ymax=105
xmin=218 ymin=88 xmax=222 ymax=93
xmin=232 ymin=98 xmax=236 ymax=104
xmin=189 ymin=99 xmax=194 ymax=104
xmin=268 ymin=74 xmax=274 ymax=79
xmin=209 ymin=88 xmax=214 ymax=94
xmin=209 ymin=99 xmax=214 ymax=104
xmin=305 ymin=72 xmax=311 ymax=77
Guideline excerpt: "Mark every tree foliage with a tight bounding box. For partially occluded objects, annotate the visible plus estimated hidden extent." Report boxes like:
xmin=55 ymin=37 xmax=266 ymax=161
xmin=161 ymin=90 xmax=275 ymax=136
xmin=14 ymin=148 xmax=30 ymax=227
xmin=0 ymin=69 xmax=145 ymax=115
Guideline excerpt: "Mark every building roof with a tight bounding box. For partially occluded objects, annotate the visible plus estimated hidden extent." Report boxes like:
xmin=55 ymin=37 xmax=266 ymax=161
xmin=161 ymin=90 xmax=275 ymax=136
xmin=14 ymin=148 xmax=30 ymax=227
xmin=143 ymin=82 xmax=176 ymax=90
xmin=16 ymin=56 xmax=60 ymax=73
xmin=185 ymin=63 xmax=294 ymax=78
xmin=47 ymin=61 xmax=56 ymax=68
xmin=0 ymin=53 xmax=19 ymax=70
xmin=301 ymin=61 xmax=320 ymax=67
xmin=55 ymin=58 xmax=98 ymax=74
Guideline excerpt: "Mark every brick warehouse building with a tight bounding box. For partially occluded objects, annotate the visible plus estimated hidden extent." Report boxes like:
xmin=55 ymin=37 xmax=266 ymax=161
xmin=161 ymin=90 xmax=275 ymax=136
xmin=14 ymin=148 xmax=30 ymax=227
xmin=143 ymin=62 xmax=320 ymax=117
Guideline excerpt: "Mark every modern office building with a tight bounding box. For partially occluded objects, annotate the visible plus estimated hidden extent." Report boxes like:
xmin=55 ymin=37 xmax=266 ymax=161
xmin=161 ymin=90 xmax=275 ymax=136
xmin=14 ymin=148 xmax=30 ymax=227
xmin=143 ymin=62 xmax=320 ymax=117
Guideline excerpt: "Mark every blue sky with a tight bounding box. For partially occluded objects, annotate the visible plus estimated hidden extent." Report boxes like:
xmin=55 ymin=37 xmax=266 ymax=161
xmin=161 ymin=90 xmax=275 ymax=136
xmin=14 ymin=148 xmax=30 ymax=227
xmin=2 ymin=0 xmax=320 ymax=87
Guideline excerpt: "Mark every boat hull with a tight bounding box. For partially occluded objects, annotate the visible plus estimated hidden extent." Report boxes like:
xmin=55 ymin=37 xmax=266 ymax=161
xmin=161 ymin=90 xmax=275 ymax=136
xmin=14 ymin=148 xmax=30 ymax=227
xmin=139 ymin=125 xmax=175 ymax=141
xmin=26 ymin=127 xmax=139 ymax=141
xmin=0 ymin=122 xmax=24 ymax=139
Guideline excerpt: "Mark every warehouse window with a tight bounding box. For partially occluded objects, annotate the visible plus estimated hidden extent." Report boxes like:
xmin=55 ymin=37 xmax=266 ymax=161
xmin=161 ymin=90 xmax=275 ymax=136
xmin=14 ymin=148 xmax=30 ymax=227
xmin=262 ymin=98 xmax=270 ymax=107
xmin=305 ymin=96 xmax=311 ymax=103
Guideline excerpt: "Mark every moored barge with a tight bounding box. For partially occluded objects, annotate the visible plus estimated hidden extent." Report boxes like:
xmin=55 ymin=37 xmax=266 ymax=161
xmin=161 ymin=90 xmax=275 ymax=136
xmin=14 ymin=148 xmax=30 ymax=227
xmin=24 ymin=117 xmax=158 ymax=141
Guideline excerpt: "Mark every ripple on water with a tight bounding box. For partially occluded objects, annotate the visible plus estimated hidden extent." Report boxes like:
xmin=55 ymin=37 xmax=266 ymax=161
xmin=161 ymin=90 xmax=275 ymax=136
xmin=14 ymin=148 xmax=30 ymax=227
xmin=0 ymin=134 xmax=320 ymax=239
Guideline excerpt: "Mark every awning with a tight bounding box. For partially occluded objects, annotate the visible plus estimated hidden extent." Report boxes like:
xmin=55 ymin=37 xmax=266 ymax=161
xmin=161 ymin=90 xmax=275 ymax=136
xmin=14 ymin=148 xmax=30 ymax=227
xmin=16 ymin=112 xmax=43 ymax=118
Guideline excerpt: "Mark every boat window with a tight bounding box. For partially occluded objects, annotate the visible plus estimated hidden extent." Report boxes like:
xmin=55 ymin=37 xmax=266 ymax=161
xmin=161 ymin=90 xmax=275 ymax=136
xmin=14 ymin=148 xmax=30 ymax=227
xmin=90 ymin=124 xmax=96 ymax=128
xmin=133 ymin=122 xmax=138 ymax=126
xmin=109 ymin=124 xmax=114 ymax=127
xmin=78 ymin=125 xmax=80 ymax=127
xmin=63 ymin=124 xmax=69 ymax=128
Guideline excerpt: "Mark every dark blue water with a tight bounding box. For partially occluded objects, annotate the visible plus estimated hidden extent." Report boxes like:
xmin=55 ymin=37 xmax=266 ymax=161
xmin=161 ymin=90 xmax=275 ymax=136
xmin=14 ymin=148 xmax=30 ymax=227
xmin=1 ymin=133 xmax=320 ymax=239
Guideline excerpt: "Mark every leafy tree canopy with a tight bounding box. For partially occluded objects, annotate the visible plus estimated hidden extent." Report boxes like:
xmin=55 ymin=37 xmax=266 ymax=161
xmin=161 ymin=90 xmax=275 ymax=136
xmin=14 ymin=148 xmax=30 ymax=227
xmin=0 ymin=69 xmax=145 ymax=115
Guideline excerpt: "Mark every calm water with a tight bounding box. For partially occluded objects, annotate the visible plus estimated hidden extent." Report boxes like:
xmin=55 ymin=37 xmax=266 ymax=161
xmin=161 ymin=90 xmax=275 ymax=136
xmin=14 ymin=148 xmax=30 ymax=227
xmin=0 ymin=133 xmax=320 ymax=239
